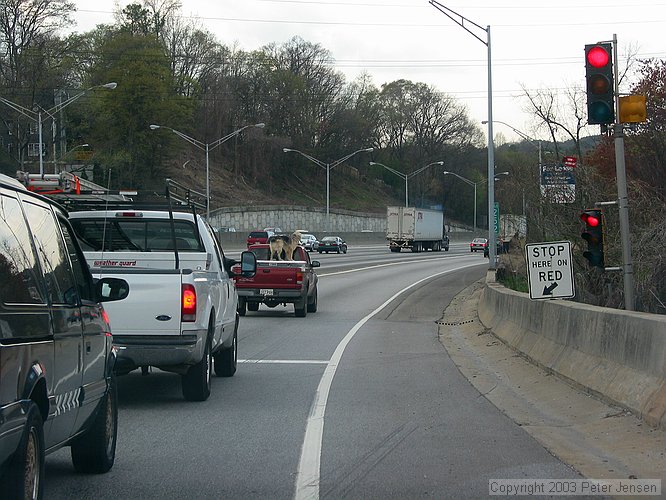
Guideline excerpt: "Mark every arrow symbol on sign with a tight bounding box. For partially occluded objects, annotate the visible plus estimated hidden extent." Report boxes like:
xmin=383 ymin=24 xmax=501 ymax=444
xmin=543 ymin=282 xmax=559 ymax=295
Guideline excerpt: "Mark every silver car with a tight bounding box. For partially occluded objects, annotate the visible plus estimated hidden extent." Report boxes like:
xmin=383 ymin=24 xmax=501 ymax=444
xmin=300 ymin=233 xmax=318 ymax=251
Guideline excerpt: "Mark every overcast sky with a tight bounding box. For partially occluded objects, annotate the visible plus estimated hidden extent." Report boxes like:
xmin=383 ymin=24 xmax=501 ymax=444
xmin=70 ymin=0 xmax=665 ymax=143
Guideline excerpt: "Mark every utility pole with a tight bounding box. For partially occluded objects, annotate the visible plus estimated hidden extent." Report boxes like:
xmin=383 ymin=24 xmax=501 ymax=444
xmin=612 ymin=34 xmax=635 ymax=310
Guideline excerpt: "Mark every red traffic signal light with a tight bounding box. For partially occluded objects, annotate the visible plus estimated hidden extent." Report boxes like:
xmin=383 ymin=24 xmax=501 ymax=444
xmin=586 ymin=46 xmax=609 ymax=68
xmin=580 ymin=212 xmax=600 ymax=227
xmin=580 ymin=209 xmax=604 ymax=268
xmin=585 ymin=43 xmax=615 ymax=125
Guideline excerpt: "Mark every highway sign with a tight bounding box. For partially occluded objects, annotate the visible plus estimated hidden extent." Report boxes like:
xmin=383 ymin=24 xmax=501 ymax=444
xmin=525 ymin=241 xmax=575 ymax=300
xmin=493 ymin=202 xmax=500 ymax=234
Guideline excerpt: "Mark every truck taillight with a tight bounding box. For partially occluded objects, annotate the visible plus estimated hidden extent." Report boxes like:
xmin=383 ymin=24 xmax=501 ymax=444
xmin=182 ymin=284 xmax=196 ymax=322
xmin=101 ymin=306 xmax=112 ymax=332
xmin=296 ymin=270 xmax=303 ymax=284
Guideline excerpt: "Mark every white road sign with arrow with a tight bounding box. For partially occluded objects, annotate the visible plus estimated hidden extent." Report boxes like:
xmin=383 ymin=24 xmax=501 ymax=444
xmin=525 ymin=241 xmax=575 ymax=300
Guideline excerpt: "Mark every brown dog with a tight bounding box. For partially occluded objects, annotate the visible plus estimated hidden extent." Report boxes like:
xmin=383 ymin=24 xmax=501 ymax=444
xmin=268 ymin=231 xmax=302 ymax=260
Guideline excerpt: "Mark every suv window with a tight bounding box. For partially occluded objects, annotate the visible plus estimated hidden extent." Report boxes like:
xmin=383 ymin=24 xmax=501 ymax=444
xmin=59 ymin=216 xmax=94 ymax=302
xmin=23 ymin=202 xmax=79 ymax=306
xmin=0 ymin=194 xmax=44 ymax=305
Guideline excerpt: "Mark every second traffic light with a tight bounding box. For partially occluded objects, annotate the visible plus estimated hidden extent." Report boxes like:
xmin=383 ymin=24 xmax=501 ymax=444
xmin=580 ymin=209 xmax=605 ymax=269
xmin=585 ymin=43 xmax=615 ymax=125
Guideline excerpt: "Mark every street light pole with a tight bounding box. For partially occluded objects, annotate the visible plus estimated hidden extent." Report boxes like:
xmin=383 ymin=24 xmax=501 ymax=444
xmin=443 ymin=171 xmax=478 ymax=234
xmin=150 ymin=123 xmax=265 ymax=219
xmin=283 ymin=147 xmax=373 ymax=231
xmin=429 ymin=0 xmax=496 ymax=268
xmin=369 ymin=161 xmax=444 ymax=207
xmin=0 ymin=82 xmax=117 ymax=177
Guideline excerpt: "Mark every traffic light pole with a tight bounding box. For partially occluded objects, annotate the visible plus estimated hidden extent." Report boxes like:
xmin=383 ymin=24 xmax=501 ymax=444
xmin=612 ymin=34 xmax=635 ymax=311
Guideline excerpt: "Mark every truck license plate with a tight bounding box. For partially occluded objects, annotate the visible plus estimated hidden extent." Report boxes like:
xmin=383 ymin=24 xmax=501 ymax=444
xmin=260 ymin=289 xmax=273 ymax=296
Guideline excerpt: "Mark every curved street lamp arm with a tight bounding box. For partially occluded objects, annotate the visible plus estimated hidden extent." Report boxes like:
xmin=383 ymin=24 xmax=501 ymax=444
xmin=485 ymin=119 xmax=540 ymax=152
xmin=370 ymin=162 xmax=407 ymax=180
xmin=208 ymin=123 xmax=264 ymax=151
xmin=443 ymin=171 xmax=476 ymax=187
xmin=329 ymin=147 xmax=373 ymax=170
xmin=283 ymin=148 xmax=327 ymax=169
xmin=429 ymin=0 xmax=488 ymax=45
xmin=0 ymin=96 xmax=37 ymax=119
xmin=407 ymin=160 xmax=443 ymax=179
xmin=46 ymin=82 xmax=117 ymax=116
xmin=166 ymin=127 xmax=207 ymax=151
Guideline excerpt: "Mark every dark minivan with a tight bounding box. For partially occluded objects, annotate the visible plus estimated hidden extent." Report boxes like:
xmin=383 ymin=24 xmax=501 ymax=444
xmin=0 ymin=174 xmax=129 ymax=499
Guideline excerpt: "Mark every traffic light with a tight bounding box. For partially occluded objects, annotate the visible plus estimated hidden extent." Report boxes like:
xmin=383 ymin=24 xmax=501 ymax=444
xmin=585 ymin=43 xmax=615 ymax=125
xmin=580 ymin=209 xmax=604 ymax=268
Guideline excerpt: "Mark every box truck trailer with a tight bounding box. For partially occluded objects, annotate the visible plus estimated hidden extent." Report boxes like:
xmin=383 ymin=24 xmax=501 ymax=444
xmin=386 ymin=206 xmax=448 ymax=252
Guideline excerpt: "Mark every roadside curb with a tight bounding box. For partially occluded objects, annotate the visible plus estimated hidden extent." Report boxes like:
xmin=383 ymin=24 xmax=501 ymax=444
xmin=438 ymin=279 xmax=666 ymax=483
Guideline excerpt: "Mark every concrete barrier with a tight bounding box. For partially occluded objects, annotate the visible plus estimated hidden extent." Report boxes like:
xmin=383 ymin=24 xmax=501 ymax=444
xmin=478 ymin=272 xmax=666 ymax=430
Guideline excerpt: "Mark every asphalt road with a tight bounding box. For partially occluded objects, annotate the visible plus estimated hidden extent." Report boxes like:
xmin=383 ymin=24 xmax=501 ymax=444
xmin=44 ymin=244 xmax=586 ymax=499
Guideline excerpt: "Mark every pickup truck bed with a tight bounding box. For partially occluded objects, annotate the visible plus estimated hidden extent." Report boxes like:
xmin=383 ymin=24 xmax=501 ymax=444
xmin=234 ymin=244 xmax=319 ymax=317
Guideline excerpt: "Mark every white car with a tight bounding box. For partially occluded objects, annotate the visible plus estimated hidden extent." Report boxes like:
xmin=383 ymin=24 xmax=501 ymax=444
xmin=300 ymin=233 xmax=318 ymax=251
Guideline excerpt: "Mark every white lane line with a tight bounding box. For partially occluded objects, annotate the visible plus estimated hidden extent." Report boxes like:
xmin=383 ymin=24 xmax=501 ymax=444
xmin=293 ymin=262 xmax=483 ymax=500
xmin=239 ymin=359 xmax=329 ymax=364
xmin=318 ymin=255 xmax=486 ymax=277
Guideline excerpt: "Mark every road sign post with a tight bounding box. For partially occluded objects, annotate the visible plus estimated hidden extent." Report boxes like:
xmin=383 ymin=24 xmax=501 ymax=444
xmin=525 ymin=241 xmax=575 ymax=300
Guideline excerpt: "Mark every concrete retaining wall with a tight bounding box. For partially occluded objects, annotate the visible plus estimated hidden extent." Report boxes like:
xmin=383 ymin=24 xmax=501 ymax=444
xmin=478 ymin=273 xmax=666 ymax=430
xmin=209 ymin=205 xmax=475 ymax=235
xmin=209 ymin=205 xmax=386 ymax=233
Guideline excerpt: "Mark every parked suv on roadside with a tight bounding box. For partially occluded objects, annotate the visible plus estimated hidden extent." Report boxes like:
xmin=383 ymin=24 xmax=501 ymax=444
xmin=0 ymin=174 xmax=130 ymax=499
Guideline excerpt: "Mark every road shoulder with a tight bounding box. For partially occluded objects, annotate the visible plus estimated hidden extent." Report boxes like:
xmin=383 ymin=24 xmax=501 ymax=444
xmin=438 ymin=279 xmax=666 ymax=482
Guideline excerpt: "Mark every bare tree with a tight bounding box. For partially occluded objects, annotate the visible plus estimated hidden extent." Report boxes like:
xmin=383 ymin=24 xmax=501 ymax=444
xmin=0 ymin=0 xmax=74 ymax=86
xmin=520 ymin=83 xmax=587 ymax=160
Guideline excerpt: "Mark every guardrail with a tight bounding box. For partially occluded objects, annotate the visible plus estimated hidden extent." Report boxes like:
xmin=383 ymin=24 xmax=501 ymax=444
xmin=478 ymin=272 xmax=666 ymax=430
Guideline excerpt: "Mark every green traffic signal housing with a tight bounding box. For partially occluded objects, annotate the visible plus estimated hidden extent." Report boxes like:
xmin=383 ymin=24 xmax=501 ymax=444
xmin=585 ymin=43 xmax=615 ymax=125
xmin=580 ymin=208 xmax=605 ymax=269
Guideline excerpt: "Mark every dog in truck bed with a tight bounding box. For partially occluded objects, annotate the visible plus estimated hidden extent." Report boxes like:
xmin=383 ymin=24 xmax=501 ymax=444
xmin=268 ymin=231 xmax=302 ymax=260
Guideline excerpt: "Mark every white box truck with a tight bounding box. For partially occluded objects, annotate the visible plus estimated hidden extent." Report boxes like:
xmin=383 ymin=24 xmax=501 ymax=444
xmin=386 ymin=206 xmax=448 ymax=252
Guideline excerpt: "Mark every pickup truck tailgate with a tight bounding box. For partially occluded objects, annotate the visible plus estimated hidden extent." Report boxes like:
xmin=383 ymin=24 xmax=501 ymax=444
xmin=92 ymin=269 xmax=183 ymax=336
xmin=235 ymin=260 xmax=305 ymax=290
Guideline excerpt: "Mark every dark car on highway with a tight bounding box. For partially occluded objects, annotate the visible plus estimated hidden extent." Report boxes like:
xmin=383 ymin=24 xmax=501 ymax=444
xmin=317 ymin=236 xmax=347 ymax=254
xmin=0 ymin=174 xmax=130 ymax=499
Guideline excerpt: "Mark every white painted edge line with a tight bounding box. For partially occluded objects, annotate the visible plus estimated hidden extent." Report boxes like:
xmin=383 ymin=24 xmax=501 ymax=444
xmin=318 ymin=255 xmax=485 ymax=277
xmin=293 ymin=262 xmax=484 ymax=500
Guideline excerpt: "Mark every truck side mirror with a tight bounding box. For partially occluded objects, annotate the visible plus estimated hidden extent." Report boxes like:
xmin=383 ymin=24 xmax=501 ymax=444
xmin=240 ymin=250 xmax=257 ymax=277
xmin=95 ymin=277 xmax=130 ymax=302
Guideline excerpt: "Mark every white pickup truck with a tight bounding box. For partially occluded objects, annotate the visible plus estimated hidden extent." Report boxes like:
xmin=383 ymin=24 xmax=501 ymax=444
xmin=68 ymin=206 xmax=256 ymax=401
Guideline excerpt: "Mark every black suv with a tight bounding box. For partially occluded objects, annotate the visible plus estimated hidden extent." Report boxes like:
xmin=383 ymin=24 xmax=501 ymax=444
xmin=0 ymin=174 xmax=129 ymax=499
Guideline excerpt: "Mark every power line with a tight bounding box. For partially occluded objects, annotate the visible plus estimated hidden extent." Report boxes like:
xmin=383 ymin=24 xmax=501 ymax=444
xmin=75 ymin=9 xmax=665 ymax=29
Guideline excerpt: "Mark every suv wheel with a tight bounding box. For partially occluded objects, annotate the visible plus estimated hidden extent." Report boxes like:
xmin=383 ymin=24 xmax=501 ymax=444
xmin=215 ymin=315 xmax=238 ymax=377
xmin=182 ymin=336 xmax=212 ymax=401
xmin=0 ymin=401 xmax=44 ymax=499
xmin=71 ymin=376 xmax=118 ymax=473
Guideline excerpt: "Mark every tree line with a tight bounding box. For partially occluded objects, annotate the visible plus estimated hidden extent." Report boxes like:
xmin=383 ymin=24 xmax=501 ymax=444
xmin=0 ymin=0 xmax=483 ymax=217
xmin=0 ymin=0 xmax=663 ymax=313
